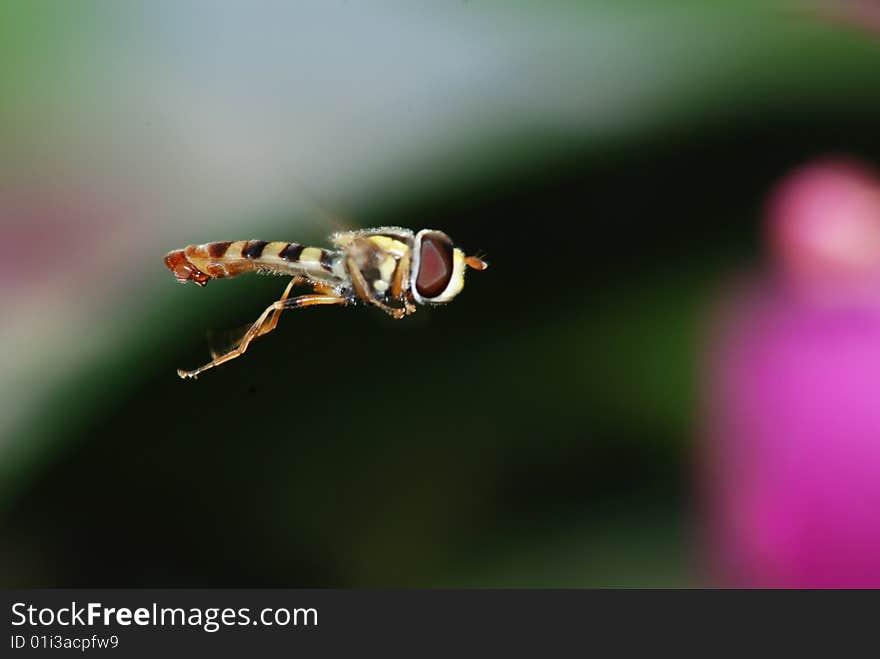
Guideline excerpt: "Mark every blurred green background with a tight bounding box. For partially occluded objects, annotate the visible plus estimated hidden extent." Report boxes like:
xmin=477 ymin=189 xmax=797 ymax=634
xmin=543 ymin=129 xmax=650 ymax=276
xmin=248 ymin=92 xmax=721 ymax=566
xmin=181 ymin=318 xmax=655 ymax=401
xmin=1 ymin=0 xmax=879 ymax=587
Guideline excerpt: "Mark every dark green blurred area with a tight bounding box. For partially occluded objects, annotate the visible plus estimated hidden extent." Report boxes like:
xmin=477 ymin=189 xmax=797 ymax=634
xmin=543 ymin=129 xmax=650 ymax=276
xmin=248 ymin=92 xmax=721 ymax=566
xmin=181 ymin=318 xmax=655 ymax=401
xmin=2 ymin=1 xmax=880 ymax=587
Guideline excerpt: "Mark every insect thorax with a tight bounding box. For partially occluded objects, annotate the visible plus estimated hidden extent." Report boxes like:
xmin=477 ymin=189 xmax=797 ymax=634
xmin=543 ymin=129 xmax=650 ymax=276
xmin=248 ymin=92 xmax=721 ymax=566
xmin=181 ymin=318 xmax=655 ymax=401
xmin=337 ymin=229 xmax=414 ymax=303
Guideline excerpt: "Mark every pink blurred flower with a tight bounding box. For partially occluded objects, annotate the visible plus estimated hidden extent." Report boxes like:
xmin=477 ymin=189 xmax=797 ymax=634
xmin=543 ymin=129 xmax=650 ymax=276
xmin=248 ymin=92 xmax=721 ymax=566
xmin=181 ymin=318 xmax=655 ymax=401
xmin=704 ymin=158 xmax=880 ymax=588
xmin=812 ymin=0 xmax=880 ymax=35
xmin=767 ymin=159 xmax=880 ymax=302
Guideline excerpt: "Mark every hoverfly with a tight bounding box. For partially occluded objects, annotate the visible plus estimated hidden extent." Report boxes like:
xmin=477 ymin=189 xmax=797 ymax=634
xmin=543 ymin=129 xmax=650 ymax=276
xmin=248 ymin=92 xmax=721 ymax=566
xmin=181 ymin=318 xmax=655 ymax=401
xmin=164 ymin=227 xmax=488 ymax=379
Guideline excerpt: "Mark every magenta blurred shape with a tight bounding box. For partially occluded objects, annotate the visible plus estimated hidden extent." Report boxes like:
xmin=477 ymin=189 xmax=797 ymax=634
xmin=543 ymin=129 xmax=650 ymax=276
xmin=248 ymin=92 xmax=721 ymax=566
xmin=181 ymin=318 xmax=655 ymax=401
xmin=705 ymin=158 xmax=880 ymax=588
xmin=768 ymin=159 xmax=880 ymax=302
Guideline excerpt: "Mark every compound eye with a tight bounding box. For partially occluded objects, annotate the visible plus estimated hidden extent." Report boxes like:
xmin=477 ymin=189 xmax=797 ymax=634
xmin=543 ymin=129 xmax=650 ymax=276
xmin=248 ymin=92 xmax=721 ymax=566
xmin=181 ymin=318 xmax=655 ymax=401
xmin=416 ymin=234 xmax=454 ymax=299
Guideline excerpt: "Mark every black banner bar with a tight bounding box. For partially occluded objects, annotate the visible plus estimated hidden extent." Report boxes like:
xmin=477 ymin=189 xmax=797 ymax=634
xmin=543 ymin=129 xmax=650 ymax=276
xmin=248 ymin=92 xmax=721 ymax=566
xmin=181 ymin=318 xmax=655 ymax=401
xmin=0 ymin=589 xmax=867 ymax=656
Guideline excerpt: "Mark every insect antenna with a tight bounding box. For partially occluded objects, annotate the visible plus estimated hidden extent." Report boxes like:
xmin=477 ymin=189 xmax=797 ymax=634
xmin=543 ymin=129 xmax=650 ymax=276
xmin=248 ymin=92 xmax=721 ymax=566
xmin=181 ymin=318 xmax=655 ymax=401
xmin=465 ymin=249 xmax=490 ymax=271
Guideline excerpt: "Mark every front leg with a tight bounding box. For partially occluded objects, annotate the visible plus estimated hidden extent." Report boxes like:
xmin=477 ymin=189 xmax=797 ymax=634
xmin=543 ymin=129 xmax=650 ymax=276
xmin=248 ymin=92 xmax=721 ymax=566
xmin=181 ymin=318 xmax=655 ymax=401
xmin=390 ymin=251 xmax=417 ymax=316
xmin=346 ymin=256 xmax=406 ymax=319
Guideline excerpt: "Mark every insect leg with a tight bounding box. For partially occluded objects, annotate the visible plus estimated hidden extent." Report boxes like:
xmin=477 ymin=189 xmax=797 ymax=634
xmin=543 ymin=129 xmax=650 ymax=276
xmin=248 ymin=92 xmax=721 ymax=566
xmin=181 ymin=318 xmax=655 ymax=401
xmin=253 ymin=276 xmax=302 ymax=340
xmin=346 ymin=256 xmax=407 ymax=319
xmin=207 ymin=277 xmax=302 ymax=358
xmin=254 ymin=280 xmax=341 ymax=340
xmin=390 ymin=251 xmax=417 ymax=316
xmin=208 ymin=278 xmax=343 ymax=358
xmin=178 ymin=293 xmax=347 ymax=379
xmin=310 ymin=282 xmax=340 ymax=296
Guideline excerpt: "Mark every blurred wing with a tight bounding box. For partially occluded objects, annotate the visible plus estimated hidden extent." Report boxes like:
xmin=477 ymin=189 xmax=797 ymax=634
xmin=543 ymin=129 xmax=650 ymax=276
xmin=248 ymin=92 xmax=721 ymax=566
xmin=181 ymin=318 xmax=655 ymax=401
xmin=206 ymin=323 xmax=253 ymax=358
xmin=204 ymin=180 xmax=359 ymax=358
xmin=288 ymin=174 xmax=358 ymax=235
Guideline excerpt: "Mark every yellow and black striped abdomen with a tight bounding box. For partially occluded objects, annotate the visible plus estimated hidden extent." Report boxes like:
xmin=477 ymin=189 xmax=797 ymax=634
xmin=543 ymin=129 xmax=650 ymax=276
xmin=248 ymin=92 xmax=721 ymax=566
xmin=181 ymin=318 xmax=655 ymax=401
xmin=164 ymin=240 xmax=344 ymax=286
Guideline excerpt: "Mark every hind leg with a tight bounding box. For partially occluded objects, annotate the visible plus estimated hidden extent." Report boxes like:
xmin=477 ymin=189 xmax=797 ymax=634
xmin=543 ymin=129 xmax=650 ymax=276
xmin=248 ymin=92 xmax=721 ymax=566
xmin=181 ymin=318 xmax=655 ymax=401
xmin=178 ymin=289 xmax=347 ymax=379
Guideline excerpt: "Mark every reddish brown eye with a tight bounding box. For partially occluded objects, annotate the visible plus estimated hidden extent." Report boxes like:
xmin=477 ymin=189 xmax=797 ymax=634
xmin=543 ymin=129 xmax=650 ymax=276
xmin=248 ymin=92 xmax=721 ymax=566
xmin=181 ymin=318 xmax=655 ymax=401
xmin=416 ymin=235 xmax=454 ymax=298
